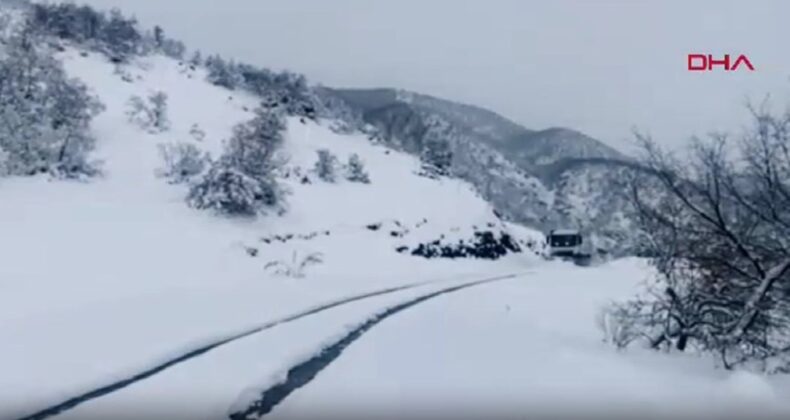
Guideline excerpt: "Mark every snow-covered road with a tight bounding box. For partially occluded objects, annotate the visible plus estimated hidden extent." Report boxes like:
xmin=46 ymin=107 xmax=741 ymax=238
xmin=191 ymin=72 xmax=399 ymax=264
xmin=18 ymin=276 xmax=522 ymax=420
xmin=264 ymin=259 xmax=790 ymax=420
xmin=9 ymin=260 xmax=790 ymax=420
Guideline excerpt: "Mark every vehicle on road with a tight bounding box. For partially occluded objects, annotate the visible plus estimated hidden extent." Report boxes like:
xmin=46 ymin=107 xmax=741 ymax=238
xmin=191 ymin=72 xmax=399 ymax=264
xmin=546 ymin=229 xmax=592 ymax=265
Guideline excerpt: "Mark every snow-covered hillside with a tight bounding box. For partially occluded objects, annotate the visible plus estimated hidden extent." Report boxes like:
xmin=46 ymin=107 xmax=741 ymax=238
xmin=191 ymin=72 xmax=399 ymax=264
xmin=319 ymin=87 xmax=639 ymax=244
xmin=0 ymin=45 xmax=543 ymax=419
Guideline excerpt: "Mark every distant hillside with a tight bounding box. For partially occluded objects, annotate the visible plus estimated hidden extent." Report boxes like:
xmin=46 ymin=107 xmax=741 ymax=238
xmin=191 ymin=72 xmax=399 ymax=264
xmin=319 ymin=87 xmax=639 ymax=254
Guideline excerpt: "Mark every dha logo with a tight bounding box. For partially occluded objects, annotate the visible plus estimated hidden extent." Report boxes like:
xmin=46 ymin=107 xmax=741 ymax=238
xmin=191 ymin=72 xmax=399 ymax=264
xmin=688 ymin=54 xmax=755 ymax=72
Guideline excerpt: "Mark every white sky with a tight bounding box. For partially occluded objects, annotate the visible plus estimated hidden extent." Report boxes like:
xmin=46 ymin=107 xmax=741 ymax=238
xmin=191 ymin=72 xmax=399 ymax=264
xmin=78 ymin=0 xmax=790 ymax=152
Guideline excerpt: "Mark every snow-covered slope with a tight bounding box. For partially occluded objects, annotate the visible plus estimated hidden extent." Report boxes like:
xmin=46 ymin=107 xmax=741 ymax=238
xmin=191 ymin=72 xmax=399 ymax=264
xmin=0 ymin=47 xmax=544 ymax=418
xmin=318 ymin=87 xmax=639 ymax=246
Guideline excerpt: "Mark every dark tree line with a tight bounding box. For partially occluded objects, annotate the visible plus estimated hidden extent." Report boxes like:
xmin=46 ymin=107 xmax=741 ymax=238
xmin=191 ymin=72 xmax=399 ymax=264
xmin=204 ymin=55 xmax=318 ymax=119
xmin=607 ymin=107 xmax=790 ymax=372
xmin=30 ymin=2 xmax=185 ymax=62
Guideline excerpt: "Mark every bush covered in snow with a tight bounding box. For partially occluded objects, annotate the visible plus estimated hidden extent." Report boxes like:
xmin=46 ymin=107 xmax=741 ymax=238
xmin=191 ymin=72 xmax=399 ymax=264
xmin=156 ymin=143 xmax=209 ymax=184
xmin=188 ymin=106 xmax=287 ymax=216
xmin=0 ymin=22 xmax=104 ymax=179
xmin=314 ymin=149 xmax=338 ymax=182
xmin=126 ymin=91 xmax=170 ymax=133
xmin=345 ymin=153 xmax=370 ymax=183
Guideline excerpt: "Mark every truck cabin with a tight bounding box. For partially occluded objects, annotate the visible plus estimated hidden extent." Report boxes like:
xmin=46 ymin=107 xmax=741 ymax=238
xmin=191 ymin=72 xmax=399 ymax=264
xmin=547 ymin=229 xmax=583 ymax=258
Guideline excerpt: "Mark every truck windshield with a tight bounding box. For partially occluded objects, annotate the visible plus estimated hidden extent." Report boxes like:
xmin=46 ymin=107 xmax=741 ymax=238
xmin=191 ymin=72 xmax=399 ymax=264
xmin=550 ymin=235 xmax=581 ymax=247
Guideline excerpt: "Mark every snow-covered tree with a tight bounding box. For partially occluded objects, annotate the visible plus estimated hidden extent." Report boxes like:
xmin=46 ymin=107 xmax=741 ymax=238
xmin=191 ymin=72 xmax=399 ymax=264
xmin=0 ymin=22 xmax=104 ymax=178
xmin=31 ymin=3 xmax=105 ymax=44
xmin=126 ymin=91 xmax=170 ymax=133
xmin=421 ymin=136 xmax=453 ymax=177
xmin=234 ymin=64 xmax=318 ymax=119
xmin=314 ymin=149 xmax=338 ymax=182
xmin=149 ymin=91 xmax=170 ymax=132
xmin=126 ymin=95 xmax=149 ymax=126
xmin=188 ymin=106 xmax=287 ymax=216
xmin=187 ymin=161 xmax=267 ymax=216
xmin=608 ymin=109 xmax=790 ymax=371
xmin=99 ymin=9 xmax=141 ymax=61
xmin=146 ymin=25 xmax=185 ymax=59
xmin=205 ymin=55 xmax=243 ymax=90
xmin=345 ymin=153 xmax=370 ymax=183
xmin=156 ymin=142 xmax=209 ymax=184
xmin=189 ymin=50 xmax=203 ymax=67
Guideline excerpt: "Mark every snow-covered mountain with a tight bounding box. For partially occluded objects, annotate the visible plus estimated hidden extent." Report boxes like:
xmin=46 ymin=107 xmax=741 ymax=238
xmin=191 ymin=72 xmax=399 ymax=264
xmin=320 ymin=87 xmax=637 ymax=253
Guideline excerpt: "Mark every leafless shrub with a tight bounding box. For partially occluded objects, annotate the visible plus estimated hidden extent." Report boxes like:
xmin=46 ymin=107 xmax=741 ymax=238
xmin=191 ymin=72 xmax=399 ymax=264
xmin=264 ymin=251 xmax=324 ymax=279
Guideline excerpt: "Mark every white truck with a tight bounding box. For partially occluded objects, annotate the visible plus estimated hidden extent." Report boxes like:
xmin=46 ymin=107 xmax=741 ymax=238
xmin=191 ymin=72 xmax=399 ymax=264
xmin=546 ymin=229 xmax=592 ymax=265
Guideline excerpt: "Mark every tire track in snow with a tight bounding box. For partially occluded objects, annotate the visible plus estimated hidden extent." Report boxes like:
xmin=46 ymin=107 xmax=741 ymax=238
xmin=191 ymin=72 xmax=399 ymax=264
xmin=16 ymin=274 xmax=522 ymax=420
xmin=229 ymin=274 xmax=521 ymax=420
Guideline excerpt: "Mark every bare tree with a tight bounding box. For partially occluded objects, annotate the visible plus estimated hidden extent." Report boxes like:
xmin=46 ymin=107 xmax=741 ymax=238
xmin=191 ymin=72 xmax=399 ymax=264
xmin=609 ymin=107 xmax=790 ymax=372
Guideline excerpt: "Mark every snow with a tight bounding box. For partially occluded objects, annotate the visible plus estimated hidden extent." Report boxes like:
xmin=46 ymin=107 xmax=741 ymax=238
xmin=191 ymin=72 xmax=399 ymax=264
xmin=266 ymin=258 xmax=790 ymax=419
xmin=32 ymin=258 xmax=790 ymax=420
xmin=1 ymin=45 xmax=789 ymax=420
xmin=52 ymin=277 xmax=521 ymax=420
xmin=0 ymin=48 xmax=540 ymax=419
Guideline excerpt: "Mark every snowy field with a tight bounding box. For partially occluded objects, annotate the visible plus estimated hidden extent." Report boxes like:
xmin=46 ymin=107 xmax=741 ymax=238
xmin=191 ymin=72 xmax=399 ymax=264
xmin=2 ymin=46 xmax=790 ymax=420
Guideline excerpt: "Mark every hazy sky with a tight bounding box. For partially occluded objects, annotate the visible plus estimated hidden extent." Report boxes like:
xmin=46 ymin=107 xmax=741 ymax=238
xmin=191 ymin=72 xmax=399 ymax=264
xmin=78 ymin=0 xmax=790 ymax=152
